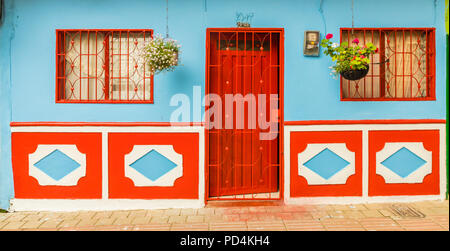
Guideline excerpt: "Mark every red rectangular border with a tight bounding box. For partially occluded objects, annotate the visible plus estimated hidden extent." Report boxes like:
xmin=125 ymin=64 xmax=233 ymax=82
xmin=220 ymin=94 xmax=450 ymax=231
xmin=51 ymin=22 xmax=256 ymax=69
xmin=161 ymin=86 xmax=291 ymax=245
xmin=55 ymin=29 xmax=154 ymax=104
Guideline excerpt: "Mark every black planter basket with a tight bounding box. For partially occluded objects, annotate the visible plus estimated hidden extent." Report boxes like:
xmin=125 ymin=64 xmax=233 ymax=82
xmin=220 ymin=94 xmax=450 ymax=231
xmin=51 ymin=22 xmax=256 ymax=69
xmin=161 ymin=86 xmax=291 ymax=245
xmin=341 ymin=65 xmax=370 ymax=81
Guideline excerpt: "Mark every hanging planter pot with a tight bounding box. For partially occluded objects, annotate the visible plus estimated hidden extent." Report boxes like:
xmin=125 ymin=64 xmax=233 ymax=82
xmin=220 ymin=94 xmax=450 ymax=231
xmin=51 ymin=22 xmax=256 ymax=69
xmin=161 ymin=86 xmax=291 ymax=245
xmin=341 ymin=65 xmax=369 ymax=81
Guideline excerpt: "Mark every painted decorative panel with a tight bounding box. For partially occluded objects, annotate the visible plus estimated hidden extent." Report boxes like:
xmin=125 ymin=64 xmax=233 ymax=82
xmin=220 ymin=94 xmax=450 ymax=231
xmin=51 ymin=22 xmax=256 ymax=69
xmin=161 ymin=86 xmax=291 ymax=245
xmin=124 ymin=145 xmax=183 ymax=187
xmin=29 ymin=145 xmax=86 ymax=186
xmin=369 ymin=130 xmax=440 ymax=196
xmin=108 ymin=133 xmax=199 ymax=199
xmin=376 ymin=143 xmax=431 ymax=184
xmin=290 ymin=131 xmax=362 ymax=197
xmin=11 ymin=133 xmax=102 ymax=199
xmin=298 ymin=144 xmax=355 ymax=185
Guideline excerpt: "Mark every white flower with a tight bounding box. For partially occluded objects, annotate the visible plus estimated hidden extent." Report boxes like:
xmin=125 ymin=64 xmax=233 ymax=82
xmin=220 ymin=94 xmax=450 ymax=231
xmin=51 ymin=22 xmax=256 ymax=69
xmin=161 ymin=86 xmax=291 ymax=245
xmin=332 ymin=43 xmax=338 ymax=48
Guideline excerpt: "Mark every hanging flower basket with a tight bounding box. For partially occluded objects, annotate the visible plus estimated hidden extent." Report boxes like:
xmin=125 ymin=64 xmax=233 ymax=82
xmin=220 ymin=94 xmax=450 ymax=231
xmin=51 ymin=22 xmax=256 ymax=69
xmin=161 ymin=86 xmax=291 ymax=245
xmin=341 ymin=65 xmax=370 ymax=81
xmin=141 ymin=34 xmax=181 ymax=75
xmin=321 ymin=34 xmax=378 ymax=81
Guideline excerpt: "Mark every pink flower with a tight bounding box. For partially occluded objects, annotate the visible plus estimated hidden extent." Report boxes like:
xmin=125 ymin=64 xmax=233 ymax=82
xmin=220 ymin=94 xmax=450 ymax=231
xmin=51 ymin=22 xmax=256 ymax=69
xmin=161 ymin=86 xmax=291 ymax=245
xmin=352 ymin=38 xmax=360 ymax=44
xmin=361 ymin=55 xmax=366 ymax=59
xmin=326 ymin=33 xmax=333 ymax=40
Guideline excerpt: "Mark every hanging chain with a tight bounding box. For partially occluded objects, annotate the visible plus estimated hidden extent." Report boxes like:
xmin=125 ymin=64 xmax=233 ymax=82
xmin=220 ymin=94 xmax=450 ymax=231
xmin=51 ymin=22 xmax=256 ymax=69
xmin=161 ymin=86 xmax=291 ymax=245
xmin=166 ymin=0 xmax=169 ymax=38
xmin=351 ymin=0 xmax=354 ymax=35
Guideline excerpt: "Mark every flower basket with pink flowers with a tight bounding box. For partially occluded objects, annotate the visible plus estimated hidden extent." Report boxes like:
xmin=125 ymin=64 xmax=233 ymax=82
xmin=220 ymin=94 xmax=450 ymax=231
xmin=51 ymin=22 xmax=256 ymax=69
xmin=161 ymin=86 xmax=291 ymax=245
xmin=321 ymin=33 xmax=378 ymax=81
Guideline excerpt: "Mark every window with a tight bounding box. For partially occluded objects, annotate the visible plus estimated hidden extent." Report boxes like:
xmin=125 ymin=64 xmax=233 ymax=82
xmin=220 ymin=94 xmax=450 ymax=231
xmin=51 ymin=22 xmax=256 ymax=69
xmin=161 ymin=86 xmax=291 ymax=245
xmin=56 ymin=29 xmax=154 ymax=103
xmin=340 ymin=28 xmax=435 ymax=101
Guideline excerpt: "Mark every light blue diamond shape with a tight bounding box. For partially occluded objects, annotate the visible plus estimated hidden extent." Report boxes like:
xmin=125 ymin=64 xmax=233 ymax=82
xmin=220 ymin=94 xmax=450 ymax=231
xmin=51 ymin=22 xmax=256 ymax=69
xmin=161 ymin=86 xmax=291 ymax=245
xmin=303 ymin=148 xmax=350 ymax=180
xmin=34 ymin=149 xmax=81 ymax=181
xmin=381 ymin=147 xmax=426 ymax=178
xmin=130 ymin=150 xmax=177 ymax=181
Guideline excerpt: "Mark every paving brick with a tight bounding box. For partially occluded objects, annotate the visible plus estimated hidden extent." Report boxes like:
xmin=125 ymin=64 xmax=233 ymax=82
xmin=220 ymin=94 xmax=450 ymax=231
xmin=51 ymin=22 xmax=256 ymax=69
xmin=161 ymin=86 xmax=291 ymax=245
xmin=75 ymin=212 xmax=97 ymax=220
xmin=95 ymin=225 xmax=134 ymax=231
xmin=111 ymin=211 xmax=131 ymax=219
xmin=164 ymin=209 xmax=182 ymax=216
xmin=168 ymin=216 xmax=187 ymax=224
xmin=180 ymin=208 xmax=197 ymax=216
xmin=133 ymin=224 xmax=171 ymax=231
xmin=247 ymin=221 xmax=286 ymax=231
xmin=131 ymin=217 xmax=152 ymax=225
xmin=2 ymin=221 xmax=25 ymax=230
xmin=186 ymin=215 xmax=205 ymax=223
xmin=361 ymin=209 xmax=384 ymax=218
xmin=20 ymin=220 xmax=44 ymax=229
xmin=39 ymin=220 xmax=63 ymax=229
xmin=95 ymin=218 xmax=116 ymax=226
xmin=128 ymin=210 xmax=148 ymax=219
xmin=284 ymin=220 xmax=325 ymax=231
xmin=171 ymin=223 xmax=209 ymax=231
xmin=58 ymin=219 xmax=81 ymax=229
xmin=150 ymin=216 xmax=169 ymax=223
xmin=204 ymin=215 xmax=225 ymax=222
xmin=197 ymin=208 xmax=215 ymax=215
xmin=76 ymin=218 xmax=99 ymax=227
xmin=113 ymin=217 xmax=134 ymax=225
xmin=92 ymin=211 xmax=113 ymax=219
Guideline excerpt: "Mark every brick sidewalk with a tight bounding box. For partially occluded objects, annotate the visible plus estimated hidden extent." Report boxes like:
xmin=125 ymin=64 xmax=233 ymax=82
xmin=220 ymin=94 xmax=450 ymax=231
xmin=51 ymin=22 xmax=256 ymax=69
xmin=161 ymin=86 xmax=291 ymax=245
xmin=0 ymin=200 xmax=448 ymax=231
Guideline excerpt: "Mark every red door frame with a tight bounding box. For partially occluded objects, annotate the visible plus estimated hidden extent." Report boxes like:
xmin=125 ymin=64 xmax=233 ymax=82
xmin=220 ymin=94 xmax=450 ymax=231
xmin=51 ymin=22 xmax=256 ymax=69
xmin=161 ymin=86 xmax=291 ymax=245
xmin=204 ymin=28 xmax=285 ymax=203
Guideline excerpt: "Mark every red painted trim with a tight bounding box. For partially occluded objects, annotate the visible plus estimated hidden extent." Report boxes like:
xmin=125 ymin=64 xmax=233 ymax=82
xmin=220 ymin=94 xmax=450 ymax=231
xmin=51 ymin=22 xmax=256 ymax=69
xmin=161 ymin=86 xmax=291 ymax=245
xmin=207 ymin=28 xmax=284 ymax=32
xmin=368 ymin=130 xmax=440 ymax=196
xmin=108 ymin=133 xmax=200 ymax=199
xmin=10 ymin=122 xmax=205 ymax=127
xmin=12 ymin=132 xmax=103 ymax=199
xmin=290 ymin=131 xmax=363 ymax=197
xmin=284 ymin=119 xmax=446 ymax=126
xmin=55 ymin=29 xmax=154 ymax=104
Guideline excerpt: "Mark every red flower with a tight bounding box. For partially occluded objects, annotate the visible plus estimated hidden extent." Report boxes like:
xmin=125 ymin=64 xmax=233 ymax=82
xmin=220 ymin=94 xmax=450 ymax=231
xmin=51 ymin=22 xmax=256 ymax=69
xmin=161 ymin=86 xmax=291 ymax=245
xmin=375 ymin=48 xmax=379 ymax=53
xmin=326 ymin=33 xmax=333 ymax=40
xmin=350 ymin=65 xmax=353 ymax=69
xmin=352 ymin=38 xmax=360 ymax=44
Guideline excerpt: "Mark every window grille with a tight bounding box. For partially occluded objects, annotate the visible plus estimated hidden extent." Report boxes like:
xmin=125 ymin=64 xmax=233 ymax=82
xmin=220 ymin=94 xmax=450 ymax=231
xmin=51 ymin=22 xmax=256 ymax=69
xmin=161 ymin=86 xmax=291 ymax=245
xmin=56 ymin=29 xmax=154 ymax=103
xmin=340 ymin=28 xmax=435 ymax=100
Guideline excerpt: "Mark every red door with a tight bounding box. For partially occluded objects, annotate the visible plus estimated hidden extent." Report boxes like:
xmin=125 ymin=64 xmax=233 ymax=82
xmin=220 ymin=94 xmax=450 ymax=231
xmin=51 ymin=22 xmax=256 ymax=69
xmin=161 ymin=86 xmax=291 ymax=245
xmin=206 ymin=30 xmax=281 ymax=199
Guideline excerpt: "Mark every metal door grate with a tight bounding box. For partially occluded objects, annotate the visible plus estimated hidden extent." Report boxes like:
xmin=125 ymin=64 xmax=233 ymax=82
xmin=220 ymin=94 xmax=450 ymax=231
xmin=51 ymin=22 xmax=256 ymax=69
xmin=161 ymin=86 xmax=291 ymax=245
xmin=206 ymin=29 xmax=283 ymax=200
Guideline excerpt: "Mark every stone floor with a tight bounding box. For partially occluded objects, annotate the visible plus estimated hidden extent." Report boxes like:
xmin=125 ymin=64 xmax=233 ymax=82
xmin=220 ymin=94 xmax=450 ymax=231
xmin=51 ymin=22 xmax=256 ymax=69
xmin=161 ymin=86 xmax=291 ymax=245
xmin=0 ymin=200 xmax=448 ymax=231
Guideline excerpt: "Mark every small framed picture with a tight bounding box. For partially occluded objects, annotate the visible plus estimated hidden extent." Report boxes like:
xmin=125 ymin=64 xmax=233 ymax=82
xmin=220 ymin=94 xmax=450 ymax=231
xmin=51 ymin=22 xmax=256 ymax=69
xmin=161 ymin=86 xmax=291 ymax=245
xmin=303 ymin=31 xmax=321 ymax=56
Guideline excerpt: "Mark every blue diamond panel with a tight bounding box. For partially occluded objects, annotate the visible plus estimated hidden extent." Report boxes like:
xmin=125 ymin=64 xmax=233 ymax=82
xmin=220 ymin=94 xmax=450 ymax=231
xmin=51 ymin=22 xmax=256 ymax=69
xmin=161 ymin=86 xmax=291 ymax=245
xmin=381 ymin=147 xmax=427 ymax=178
xmin=303 ymin=148 xmax=350 ymax=180
xmin=34 ymin=149 xmax=81 ymax=181
xmin=130 ymin=150 xmax=178 ymax=181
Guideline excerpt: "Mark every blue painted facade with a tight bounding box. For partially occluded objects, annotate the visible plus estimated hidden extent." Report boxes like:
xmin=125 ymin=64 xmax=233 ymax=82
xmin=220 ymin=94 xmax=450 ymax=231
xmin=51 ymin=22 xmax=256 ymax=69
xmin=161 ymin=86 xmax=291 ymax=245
xmin=0 ymin=0 xmax=447 ymax=210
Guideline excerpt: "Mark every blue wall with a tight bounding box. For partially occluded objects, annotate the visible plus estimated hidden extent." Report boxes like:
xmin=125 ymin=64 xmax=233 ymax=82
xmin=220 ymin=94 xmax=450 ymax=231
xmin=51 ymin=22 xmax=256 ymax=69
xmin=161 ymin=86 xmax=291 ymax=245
xmin=0 ymin=0 xmax=14 ymax=210
xmin=0 ymin=0 xmax=447 ymax=209
xmin=4 ymin=0 xmax=448 ymax=123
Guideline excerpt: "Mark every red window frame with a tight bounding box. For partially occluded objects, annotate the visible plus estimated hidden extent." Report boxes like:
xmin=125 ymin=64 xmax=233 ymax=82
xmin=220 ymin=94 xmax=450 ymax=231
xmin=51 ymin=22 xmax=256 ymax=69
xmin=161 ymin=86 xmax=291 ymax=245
xmin=56 ymin=29 xmax=154 ymax=103
xmin=339 ymin=27 xmax=436 ymax=101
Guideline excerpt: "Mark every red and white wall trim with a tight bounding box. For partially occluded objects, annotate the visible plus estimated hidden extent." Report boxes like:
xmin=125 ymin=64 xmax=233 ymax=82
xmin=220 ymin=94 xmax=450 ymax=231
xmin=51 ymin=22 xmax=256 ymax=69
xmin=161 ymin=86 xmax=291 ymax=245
xmin=8 ymin=120 xmax=447 ymax=211
xmin=284 ymin=120 xmax=447 ymax=205
xmin=9 ymin=123 xmax=205 ymax=211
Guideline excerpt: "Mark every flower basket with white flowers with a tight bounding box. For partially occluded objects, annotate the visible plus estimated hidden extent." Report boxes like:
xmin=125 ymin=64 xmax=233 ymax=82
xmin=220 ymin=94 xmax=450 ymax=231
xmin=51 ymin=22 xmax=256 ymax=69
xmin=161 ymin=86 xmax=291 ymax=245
xmin=141 ymin=34 xmax=181 ymax=75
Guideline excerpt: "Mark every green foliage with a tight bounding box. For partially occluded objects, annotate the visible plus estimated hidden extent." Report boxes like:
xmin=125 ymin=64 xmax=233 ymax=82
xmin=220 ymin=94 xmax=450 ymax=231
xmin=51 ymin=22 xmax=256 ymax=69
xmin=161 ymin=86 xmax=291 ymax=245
xmin=321 ymin=35 xmax=378 ymax=77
